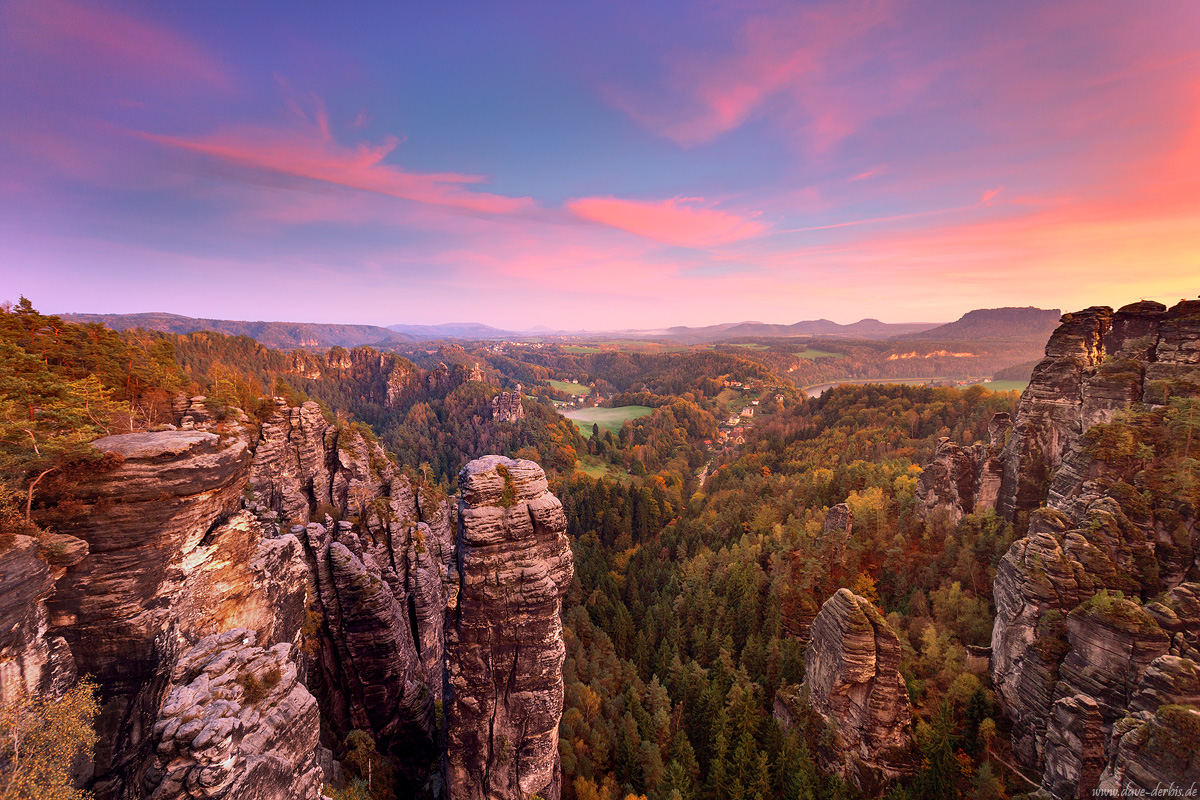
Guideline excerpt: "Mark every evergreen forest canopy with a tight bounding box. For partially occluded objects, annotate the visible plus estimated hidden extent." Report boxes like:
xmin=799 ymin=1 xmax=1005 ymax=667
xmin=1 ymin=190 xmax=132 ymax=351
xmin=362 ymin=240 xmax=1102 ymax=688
xmin=18 ymin=296 xmax=1196 ymax=800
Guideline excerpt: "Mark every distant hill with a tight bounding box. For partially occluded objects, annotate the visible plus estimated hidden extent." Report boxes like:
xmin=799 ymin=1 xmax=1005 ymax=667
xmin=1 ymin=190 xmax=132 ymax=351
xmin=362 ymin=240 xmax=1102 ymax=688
xmin=659 ymin=318 xmax=940 ymax=343
xmin=61 ymin=312 xmax=412 ymax=350
xmin=898 ymin=307 xmax=1061 ymax=341
xmin=387 ymin=322 xmax=514 ymax=339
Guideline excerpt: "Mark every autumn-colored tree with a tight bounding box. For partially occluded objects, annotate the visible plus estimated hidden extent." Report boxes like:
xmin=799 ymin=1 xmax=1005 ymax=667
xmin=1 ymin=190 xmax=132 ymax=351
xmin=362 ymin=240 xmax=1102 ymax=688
xmin=0 ymin=679 xmax=98 ymax=800
xmin=0 ymin=340 xmax=123 ymax=522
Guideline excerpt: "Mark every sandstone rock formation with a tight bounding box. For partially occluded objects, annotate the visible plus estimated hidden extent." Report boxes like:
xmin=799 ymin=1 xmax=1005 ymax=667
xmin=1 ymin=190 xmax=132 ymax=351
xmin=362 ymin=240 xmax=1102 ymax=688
xmin=0 ymin=533 xmax=86 ymax=704
xmin=46 ymin=429 xmax=262 ymax=797
xmin=967 ymin=298 xmax=1200 ymax=799
xmin=145 ymin=629 xmax=322 ymax=800
xmin=21 ymin=396 xmax=460 ymax=799
xmin=246 ymin=399 xmax=454 ymax=783
xmin=491 ymin=389 xmax=525 ymax=424
xmin=444 ymin=456 xmax=574 ymax=800
xmin=802 ymin=588 xmax=915 ymax=794
xmin=915 ymin=413 xmax=1009 ymax=524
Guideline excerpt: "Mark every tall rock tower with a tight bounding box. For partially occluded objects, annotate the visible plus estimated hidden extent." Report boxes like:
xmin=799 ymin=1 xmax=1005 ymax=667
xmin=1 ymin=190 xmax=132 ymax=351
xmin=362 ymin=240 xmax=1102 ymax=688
xmin=443 ymin=456 xmax=574 ymax=800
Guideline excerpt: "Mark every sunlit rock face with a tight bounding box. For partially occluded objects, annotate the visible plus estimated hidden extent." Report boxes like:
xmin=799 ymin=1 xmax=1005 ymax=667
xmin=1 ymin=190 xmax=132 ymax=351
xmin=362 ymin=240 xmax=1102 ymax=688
xmin=802 ymin=588 xmax=916 ymax=795
xmin=980 ymin=299 xmax=1200 ymax=799
xmin=145 ymin=629 xmax=322 ymax=800
xmin=443 ymin=456 xmax=574 ymax=800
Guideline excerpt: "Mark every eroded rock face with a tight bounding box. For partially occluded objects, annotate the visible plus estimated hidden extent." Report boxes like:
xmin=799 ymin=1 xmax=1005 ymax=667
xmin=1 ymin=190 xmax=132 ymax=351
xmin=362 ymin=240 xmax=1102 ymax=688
xmin=1097 ymin=655 xmax=1200 ymax=796
xmin=0 ymin=534 xmax=86 ymax=705
xmin=245 ymin=399 xmax=455 ymax=789
xmin=46 ymin=430 xmax=259 ymax=797
xmin=146 ymin=629 xmax=322 ymax=800
xmin=802 ymin=589 xmax=915 ymax=794
xmin=491 ymin=390 xmax=525 ymax=424
xmin=37 ymin=398 xmax=457 ymax=799
xmin=444 ymin=456 xmax=574 ymax=800
xmin=983 ymin=298 xmax=1200 ymax=798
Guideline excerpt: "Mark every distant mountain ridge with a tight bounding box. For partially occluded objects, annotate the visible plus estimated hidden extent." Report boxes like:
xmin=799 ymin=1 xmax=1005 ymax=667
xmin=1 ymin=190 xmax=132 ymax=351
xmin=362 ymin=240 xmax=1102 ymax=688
xmin=898 ymin=306 xmax=1061 ymax=340
xmin=387 ymin=322 xmax=513 ymax=339
xmin=61 ymin=312 xmax=413 ymax=350
xmin=657 ymin=318 xmax=941 ymax=343
xmin=59 ymin=306 xmax=1061 ymax=350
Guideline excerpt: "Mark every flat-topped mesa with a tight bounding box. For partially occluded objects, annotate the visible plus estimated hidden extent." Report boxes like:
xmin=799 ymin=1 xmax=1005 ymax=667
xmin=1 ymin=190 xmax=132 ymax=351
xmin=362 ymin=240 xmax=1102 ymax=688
xmin=444 ymin=456 xmax=574 ymax=800
xmin=802 ymin=589 xmax=916 ymax=795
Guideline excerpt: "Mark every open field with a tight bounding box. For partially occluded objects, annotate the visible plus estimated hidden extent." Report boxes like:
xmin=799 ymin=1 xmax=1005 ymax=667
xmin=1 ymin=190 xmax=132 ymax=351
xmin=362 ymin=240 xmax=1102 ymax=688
xmin=728 ymin=343 xmax=769 ymax=350
xmin=562 ymin=345 xmax=602 ymax=354
xmin=575 ymin=455 xmax=626 ymax=480
xmin=549 ymin=379 xmax=590 ymax=395
xmin=796 ymin=348 xmax=843 ymax=359
xmin=980 ymin=380 xmax=1028 ymax=392
xmin=561 ymin=405 xmax=653 ymax=435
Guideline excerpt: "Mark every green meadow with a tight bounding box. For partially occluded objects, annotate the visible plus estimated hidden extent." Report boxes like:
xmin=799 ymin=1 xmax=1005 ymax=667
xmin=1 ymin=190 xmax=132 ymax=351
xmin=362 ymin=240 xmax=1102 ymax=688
xmin=981 ymin=380 xmax=1028 ymax=392
xmin=562 ymin=405 xmax=654 ymax=435
xmin=548 ymin=379 xmax=590 ymax=395
xmin=795 ymin=348 xmax=843 ymax=359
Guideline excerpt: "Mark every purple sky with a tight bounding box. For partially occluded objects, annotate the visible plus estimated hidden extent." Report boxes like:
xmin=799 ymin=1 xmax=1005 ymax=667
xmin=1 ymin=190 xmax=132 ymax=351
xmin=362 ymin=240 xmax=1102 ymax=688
xmin=2 ymin=0 xmax=1198 ymax=329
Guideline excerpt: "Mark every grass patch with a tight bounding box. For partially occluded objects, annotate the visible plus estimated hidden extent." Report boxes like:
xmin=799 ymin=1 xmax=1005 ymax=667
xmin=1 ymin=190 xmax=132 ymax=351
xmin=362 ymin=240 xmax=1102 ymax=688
xmin=796 ymin=348 xmax=843 ymax=359
xmin=562 ymin=405 xmax=654 ymax=435
xmin=729 ymin=343 xmax=770 ymax=350
xmin=548 ymin=379 xmax=590 ymax=395
xmin=576 ymin=455 xmax=621 ymax=479
xmin=562 ymin=345 xmax=601 ymax=354
xmin=981 ymin=380 xmax=1028 ymax=392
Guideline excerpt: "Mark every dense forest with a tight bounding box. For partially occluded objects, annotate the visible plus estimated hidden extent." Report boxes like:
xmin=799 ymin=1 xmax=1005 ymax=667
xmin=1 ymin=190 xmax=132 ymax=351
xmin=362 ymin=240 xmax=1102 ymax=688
xmin=3 ymin=298 xmax=1039 ymax=799
xmin=551 ymin=385 xmax=1023 ymax=800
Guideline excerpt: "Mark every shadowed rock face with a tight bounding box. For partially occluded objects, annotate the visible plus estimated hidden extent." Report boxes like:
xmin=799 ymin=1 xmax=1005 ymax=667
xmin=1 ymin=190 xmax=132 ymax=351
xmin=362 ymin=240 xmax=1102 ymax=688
xmin=45 ymin=430 xmax=261 ymax=797
xmin=0 ymin=534 xmax=86 ymax=706
xmin=444 ymin=456 xmax=574 ymax=800
xmin=802 ymin=589 xmax=915 ymax=794
xmin=245 ymin=400 xmax=455 ymax=790
xmin=973 ymin=299 xmax=1200 ymax=799
xmin=21 ymin=399 xmax=458 ymax=799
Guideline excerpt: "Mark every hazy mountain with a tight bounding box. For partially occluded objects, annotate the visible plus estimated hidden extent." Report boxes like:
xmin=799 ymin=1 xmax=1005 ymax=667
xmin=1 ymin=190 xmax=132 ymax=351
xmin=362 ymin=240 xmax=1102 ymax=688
xmin=898 ymin=306 xmax=1061 ymax=340
xmin=61 ymin=312 xmax=411 ymax=349
xmin=387 ymin=322 xmax=515 ymax=339
xmin=658 ymin=318 xmax=941 ymax=343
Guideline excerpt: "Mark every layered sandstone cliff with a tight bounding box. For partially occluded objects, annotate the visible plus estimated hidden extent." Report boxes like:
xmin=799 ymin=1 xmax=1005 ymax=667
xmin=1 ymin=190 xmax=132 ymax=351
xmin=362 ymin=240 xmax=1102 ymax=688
xmin=2 ymin=391 xmax=574 ymax=800
xmin=918 ymin=299 xmax=1200 ymax=799
xmin=443 ymin=456 xmax=574 ymax=800
xmin=802 ymin=589 xmax=915 ymax=794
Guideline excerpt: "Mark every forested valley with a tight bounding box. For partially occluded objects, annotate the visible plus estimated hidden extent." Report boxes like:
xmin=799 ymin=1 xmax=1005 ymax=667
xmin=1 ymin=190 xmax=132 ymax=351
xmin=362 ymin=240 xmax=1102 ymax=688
xmin=6 ymin=296 xmax=1197 ymax=800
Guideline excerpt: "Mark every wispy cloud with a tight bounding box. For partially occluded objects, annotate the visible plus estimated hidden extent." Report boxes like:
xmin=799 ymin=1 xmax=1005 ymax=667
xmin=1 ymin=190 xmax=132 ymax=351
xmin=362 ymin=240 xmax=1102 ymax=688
xmin=2 ymin=0 xmax=229 ymax=89
xmin=567 ymin=196 xmax=766 ymax=247
xmin=140 ymin=122 xmax=533 ymax=216
xmin=603 ymin=1 xmax=894 ymax=147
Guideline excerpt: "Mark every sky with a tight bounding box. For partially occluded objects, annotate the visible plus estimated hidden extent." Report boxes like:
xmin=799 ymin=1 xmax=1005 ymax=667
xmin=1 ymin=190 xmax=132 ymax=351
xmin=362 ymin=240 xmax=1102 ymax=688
xmin=1 ymin=0 xmax=1198 ymax=330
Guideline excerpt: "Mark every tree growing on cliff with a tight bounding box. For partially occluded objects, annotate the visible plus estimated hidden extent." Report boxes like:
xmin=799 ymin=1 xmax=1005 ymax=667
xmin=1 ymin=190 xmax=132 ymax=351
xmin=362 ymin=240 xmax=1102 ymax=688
xmin=0 ymin=678 xmax=98 ymax=800
xmin=0 ymin=339 xmax=121 ymax=522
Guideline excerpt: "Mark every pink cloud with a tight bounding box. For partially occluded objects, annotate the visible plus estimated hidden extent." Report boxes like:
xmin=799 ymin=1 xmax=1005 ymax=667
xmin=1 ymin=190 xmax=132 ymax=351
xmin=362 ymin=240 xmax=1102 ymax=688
xmin=604 ymin=2 xmax=894 ymax=147
xmin=567 ymin=196 xmax=766 ymax=247
xmin=140 ymin=124 xmax=532 ymax=216
xmin=2 ymin=0 xmax=228 ymax=88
